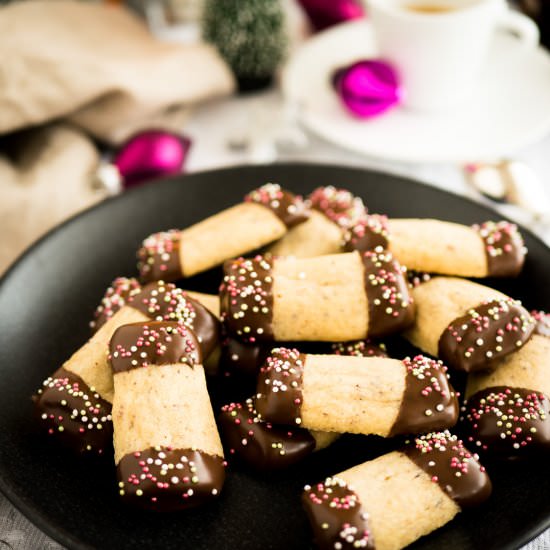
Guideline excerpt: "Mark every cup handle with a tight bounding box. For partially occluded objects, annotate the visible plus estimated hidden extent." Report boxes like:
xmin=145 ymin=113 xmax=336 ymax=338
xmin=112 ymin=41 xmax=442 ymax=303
xmin=497 ymin=10 xmax=540 ymax=49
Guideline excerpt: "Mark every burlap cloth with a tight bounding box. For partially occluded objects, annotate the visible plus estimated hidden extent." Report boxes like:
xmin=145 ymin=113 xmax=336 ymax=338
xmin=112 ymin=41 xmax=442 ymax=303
xmin=0 ymin=1 xmax=235 ymax=274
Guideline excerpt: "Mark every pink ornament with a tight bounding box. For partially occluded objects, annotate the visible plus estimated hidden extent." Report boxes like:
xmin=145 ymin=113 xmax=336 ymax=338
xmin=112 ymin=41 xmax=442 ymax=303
xmin=113 ymin=130 xmax=191 ymax=189
xmin=297 ymin=0 xmax=364 ymax=31
xmin=332 ymin=60 xmax=403 ymax=118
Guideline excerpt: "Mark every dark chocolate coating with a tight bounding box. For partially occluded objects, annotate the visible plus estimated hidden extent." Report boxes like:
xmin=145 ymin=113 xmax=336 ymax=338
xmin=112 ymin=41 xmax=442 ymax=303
xmin=128 ymin=282 xmax=220 ymax=359
xmin=462 ymin=386 xmax=550 ymax=459
xmin=219 ymin=398 xmax=315 ymax=471
xmin=361 ymin=250 xmax=415 ymax=339
xmin=390 ymin=356 xmax=459 ymax=436
xmin=244 ymin=183 xmax=309 ymax=228
xmin=344 ymin=214 xmax=390 ymax=253
xmin=438 ymin=298 xmax=535 ymax=373
xmin=117 ymin=447 xmax=225 ymax=511
xmin=34 ymin=367 xmax=113 ymax=455
xmin=302 ymin=478 xmax=375 ymax=550
xmin=219 ymin=256 xmax=274 ymax=342
xmin=403 ymin=431 xmax=492 ymax=509
xmin=531 ymin=310 xmax=550 ymax=338
xmin=220 ymin=337 xmax=266 ymax=378
xmin=331 ymin=339 xmax=388 ymax=358
xmin=308 ymin=186 xmax=367 ymax=229
xmin=137 ymin=230 xmax=182 ymax=283
xmin=473 ymin=221 xmax=526 ymax=277
xmin=255 ymin=348 xmax=305 ymax=426
xmin=90 ymin=277 xmax=141 ymax=333
xmin=109 ymin=321 xmax=201 ymax=374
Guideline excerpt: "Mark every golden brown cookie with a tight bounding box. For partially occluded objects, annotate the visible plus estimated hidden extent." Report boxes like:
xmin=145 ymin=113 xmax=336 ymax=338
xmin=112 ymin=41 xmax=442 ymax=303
xmin=345 ymin=218 xmax=526 ymax=278
xmin=137 ymin=183 xmax=309 ymax=281
xmin=255 ymin=348 xmax=458 ymax=437
xmin=34 ymin=281 xmax=219 ymax=454
xmin=220 ymin=250 xmax=414 ymax=343
xmin=302 ymin=431 xmax=491 ymax=550
xmin=110 ymin=321 xmax=224 ymax=510
xmin=268 ymin=186 xmax=367 ymax=258
xmin=462 ymin=333 xmax=550 ymax=459
xmin=405 ymin=277 xmax=535 ymax=372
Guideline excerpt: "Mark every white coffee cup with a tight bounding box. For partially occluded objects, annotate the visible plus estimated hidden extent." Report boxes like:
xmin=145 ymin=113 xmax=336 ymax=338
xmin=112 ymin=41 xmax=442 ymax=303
xmin=366 ymin=0 xmax=539 ymax=111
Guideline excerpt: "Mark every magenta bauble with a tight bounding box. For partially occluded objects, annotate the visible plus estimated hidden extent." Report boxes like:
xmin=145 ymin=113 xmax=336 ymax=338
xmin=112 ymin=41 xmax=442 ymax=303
xmin=113 ymin=130 xmax=192 ymax=188
xmin=332 ymin=60 xmax=403 ymax=118
xmin=297 ymin=0 xmax=364 ymax=31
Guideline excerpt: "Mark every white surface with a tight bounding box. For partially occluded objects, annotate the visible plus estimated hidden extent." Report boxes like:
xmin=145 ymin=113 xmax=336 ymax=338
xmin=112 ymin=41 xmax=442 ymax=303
xmin=282 ymin=20 xmax=550 ymax=163
xmin=367 ymin=0 xmax=538 ymax=111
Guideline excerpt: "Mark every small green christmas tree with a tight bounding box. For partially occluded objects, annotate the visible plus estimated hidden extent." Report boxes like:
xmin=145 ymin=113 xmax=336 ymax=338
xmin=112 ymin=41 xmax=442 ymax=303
xmin=202 ymin=0 xmax=287 ymax=92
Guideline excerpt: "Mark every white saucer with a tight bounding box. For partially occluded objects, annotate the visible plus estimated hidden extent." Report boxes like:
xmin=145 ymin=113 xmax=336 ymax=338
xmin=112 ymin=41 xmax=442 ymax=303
xmin=282 ymin=20 xmax=550 ymax=164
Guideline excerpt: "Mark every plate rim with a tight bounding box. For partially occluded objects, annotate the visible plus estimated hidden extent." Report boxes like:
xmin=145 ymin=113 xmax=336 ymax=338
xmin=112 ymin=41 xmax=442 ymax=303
xmin=282 ymin=20 xmax=550 ymax=164
xmin=1 ymin=161 xmax=550 ymax=550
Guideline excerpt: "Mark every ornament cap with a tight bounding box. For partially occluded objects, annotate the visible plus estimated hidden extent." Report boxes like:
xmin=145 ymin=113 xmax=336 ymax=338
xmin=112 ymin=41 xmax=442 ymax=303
xmin=91 ymin=164 xmax=123 ymax=196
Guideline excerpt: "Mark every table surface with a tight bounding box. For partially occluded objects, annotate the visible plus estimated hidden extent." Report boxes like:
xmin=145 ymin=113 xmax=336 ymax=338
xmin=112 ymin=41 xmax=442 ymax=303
xmin=1 ymin=88 xmax=549 ymax=550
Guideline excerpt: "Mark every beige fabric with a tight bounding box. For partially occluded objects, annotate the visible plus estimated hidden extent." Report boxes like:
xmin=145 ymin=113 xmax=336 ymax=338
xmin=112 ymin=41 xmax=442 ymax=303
xmin=0 ymin=124 xmax=104 ymax=274
xmin=0 ymin=1 xmax=235 ymax=142
xmin=0 ymin=2 xmax=234 ymax=275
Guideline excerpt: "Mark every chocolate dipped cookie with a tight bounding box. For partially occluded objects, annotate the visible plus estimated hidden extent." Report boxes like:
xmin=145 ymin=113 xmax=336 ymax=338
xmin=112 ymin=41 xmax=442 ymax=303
xmin=302 ymin=431 xmax=491 ymax=550
xmin=268 ymin=186 xmax=367 ymax=258
xmin=345 ymin=218 xmax=526 ymax=278
xmin=220 ymin=250 xmax=414 ymax=343
xmin=255 ymin=348 xmax=458 ymax=436
xmin=110 ymin=321 xmax=225 ymax=510
xmin=219 ymin=398 xmax=338 ymax=471
xmin=405 ymin=277 xmax=535 ymax=373
xmin=34 ymin=281 xmax=219 ymax=454
xmin=137 ymin=183 xmax=309 ymax=282
xmin=462 ymin=326 xmax=550 ymax=459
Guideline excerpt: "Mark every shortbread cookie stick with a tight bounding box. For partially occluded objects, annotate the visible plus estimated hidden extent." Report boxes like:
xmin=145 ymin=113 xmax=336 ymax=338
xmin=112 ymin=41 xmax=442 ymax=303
xmin=34 ymin=282 xmax=219 ymax=454
xmin=220 ymin=250 xmax=414 ymax=343
xmin=462 ymin=329 xmax=550 ymax=459
xmin=268 ymin=186 xmax=367 ymax=258
xmin=221 ymin=337 xmax=389 ymax=379
xmin=110 ymin=322 xmax=224 ymax=510
xmin=219 ymin=398 xmax=338 ymax=471
xmin=302 ymin=431 xmax=491 ymax=550
xmin=345 ymin=218 xmax=526 ymax=277
xmin=405 ymin=277 xmax=535 ymax=373
xmin=255 ymin=348 xmax=458 ymax=436
xmin=137 ymin=183 xmax=309 ymax=282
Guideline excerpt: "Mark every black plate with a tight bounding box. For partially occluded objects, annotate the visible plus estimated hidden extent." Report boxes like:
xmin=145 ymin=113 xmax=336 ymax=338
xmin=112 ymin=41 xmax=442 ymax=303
xmin=0 ymin=163 xmax=549 ymax=550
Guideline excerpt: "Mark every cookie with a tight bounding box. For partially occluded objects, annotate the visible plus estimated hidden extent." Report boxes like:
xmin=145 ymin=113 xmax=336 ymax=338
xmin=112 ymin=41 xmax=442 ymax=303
xmin=268 ymin=186 xmax=367 ymax=258
xmin=302 ymin=431 xmax=491 ymax=550
xmin=137 ymin=183 xmax=309 ymax=282
xmin=220 ymin=250 xmax=414 ymax=343
xmin=90 ymin=276 xmax=141 ymax=333
xmin=219 ymin=397 xmax=338 ymax=471
xmin=345 ymin=219 xmax=526 ymax=278
xmin=462 ymin=332 xmax=550 ymax=459
xmin=34 ymin=281 xmax=219 ymax=454
xmin=110 ymin=321 xmax=224 ymax=510
xmin=405 ymin=277 xmax=535 ymax=373
xmin=255 ymin=348 xmax=458 ymax=436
